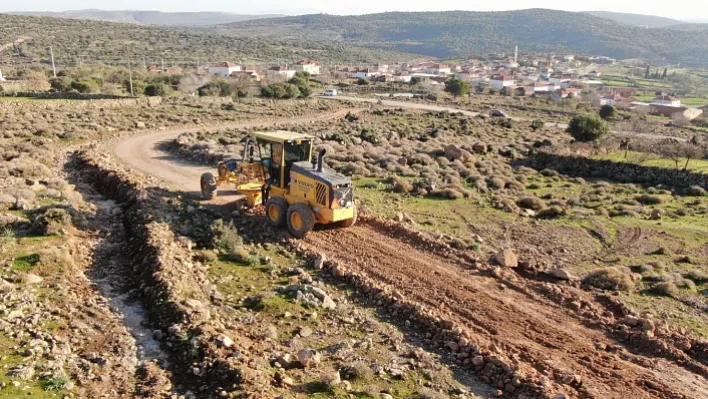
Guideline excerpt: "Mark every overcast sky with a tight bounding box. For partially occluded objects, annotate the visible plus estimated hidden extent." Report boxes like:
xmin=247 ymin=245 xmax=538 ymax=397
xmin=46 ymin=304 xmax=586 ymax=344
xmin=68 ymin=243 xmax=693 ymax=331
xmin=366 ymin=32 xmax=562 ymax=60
xmin=3 ymin=1 xmax=702 ymax=21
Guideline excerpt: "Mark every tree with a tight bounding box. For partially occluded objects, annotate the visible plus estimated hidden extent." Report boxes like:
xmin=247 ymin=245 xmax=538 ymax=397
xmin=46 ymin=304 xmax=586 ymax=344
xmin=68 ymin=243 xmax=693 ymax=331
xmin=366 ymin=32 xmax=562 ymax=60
xmin=645 ymin=66 xmax=650 ymax=79
xmin=260 ymin=83 xmax=300 ymax=99
xmin=599 ymin=104 xmax=618 ymax=120
xmin=143 ymin=83 xmax=167 ymax=97
xmin=662 ymin=67 xmax=668 ymax=79
xmin=566 ymin=114 xmax=609 ymax=142
xmin=410 ymin=76 xmax=422 ymax=85
xmin=357 ymin=77 xmax=371 ymax=86
xmin=444 ymin=78 xmax=469 ymax=97
xmin=289 ymin=73 xmax=317 ymax=97
xmin=49 ymin=77 xmax=72 ymax=92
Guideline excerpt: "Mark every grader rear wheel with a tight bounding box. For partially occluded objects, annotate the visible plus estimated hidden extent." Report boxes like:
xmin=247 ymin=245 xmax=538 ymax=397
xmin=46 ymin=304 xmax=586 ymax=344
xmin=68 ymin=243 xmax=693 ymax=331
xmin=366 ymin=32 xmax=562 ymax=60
xmin=287 ymin=203 xmax=315 ymax=239
xmin=200 ymin=173 xmax=218 ymax=200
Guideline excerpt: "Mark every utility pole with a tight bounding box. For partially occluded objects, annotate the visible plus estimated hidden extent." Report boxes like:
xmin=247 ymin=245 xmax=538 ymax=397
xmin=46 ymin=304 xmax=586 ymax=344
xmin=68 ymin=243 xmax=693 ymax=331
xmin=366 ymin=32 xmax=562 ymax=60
xmin=143 ymin=56 xmax=147 ymax=70
xmin=161 ymin=58 xmax=165 ymax=72
xmin=128 ymin=57 xmax=134 ymax=97
xmin=49 ymin=46 xmax=57 ymax=77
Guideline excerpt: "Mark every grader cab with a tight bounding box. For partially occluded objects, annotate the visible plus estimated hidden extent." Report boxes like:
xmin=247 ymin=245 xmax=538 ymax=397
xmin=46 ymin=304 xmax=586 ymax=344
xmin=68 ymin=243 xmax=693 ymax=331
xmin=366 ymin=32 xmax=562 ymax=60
xmin=200 ymin=131 xmax=356 ymax=238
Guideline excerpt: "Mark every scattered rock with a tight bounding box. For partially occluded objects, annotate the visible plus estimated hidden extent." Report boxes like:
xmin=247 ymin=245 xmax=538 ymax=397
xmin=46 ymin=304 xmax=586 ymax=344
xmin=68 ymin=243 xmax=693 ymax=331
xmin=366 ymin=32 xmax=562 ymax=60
xmin=624 ymin=315 xmax=639 ymax=327
xmin=472 ymin=356 xmax=484 ymax=366
xmin=313 ymin=254 xmax=327 ymax=270
xmin=7 ymin=366 xmax=34 ymax=381
xmin=297 ymin=349 xmax=321 ymax=368
xmin=24 ymin=274 xmax=43 ymax=285
xmin=299 ymin=326 xmax=313 ymax=337
xmin=135 ymin=121 xmax=146 ymax=129
xmin=322 ymin=296 xmax=336 ymax=310
xmin=551 ymin=268 xmax=573 ymax=280
xmin=215 ymin=334 xmax=234 ymax=348
xmin=495 ymin=249 xmax=518 ymax=268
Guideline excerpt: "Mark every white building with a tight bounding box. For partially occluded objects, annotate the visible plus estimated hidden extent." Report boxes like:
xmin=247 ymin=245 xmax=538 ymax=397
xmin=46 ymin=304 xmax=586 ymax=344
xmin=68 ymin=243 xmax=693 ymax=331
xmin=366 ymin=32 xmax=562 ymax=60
xmin=294 ymin=60 xmax=321 ymax=75
xmin=651 ymin=94 xmax=682 ymax=107
xmin=208 ymin=62 xmax=241 ymax=78
xmin=0 ymin=69 xmax=5 ymax=81
xmin=266 ymin=66 xmax=296 ymax=79
xmin=425 ymin=64 xmax=451 ymax=75
xmin=490 ymin=74 xmax=515 ymax=90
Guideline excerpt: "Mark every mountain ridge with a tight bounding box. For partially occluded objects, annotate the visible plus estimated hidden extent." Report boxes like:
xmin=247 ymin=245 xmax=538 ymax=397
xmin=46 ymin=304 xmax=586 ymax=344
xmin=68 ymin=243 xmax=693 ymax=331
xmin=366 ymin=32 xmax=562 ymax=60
xmin=220 ymin=9 xmax=708 ymax=65
xmin=7 ymin=10 xmax=282 ymax=26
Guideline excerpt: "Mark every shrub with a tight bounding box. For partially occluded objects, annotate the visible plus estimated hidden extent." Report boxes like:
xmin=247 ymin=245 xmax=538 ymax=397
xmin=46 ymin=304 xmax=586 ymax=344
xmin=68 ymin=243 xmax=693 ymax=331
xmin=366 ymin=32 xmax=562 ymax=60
xmin=391 ymin=177 xmax=413 ymax=193
xmin=652 ymin=282 xmax=679 ymax=297
xmin=635 ymin=194 xmax=664 ymax=205
xmin=356 ymin=78 xmax=371 ymax=86
xmin=566 ymin=114 xmax=609 ymax=142
xmin=687 ymin=185 xmax=707 ymax=196
xmin=210 ymin=219 xmax=242 ymax=253
xmin=340 ymin=361 xmax=373 ymax=381
xmin=516 ymin=196 xmax=545 ymax=211
xmin=144 ymin=83 xmax=167 ymax=97
xmin=429 ymin=188 xmax=464 ymax=199
xmin=684 ymin=270 xmax=707 ymax=283
xmin=599 ymin=104 xmax=619 ymax=120
xmin=582 ymin=267 xmax=635 ymax=292
xmin=536 ymin=206 xmax=565 ymax=219
xmin=530 ymin=119 xmax=544 ymax=131
xmin=34 ymin=208 xmax=72 ymax=236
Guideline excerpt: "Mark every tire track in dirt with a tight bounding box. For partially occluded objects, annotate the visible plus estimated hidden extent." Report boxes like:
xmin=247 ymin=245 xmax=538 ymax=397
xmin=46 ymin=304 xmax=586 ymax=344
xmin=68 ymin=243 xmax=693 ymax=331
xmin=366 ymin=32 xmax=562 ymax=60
xmin=304 ymin=222 xmax=708 ymax=399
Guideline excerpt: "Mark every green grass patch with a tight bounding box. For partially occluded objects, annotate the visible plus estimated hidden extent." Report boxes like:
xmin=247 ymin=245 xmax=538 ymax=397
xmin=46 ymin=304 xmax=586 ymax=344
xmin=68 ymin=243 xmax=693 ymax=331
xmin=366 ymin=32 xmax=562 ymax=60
xmin=11 ymin=253 xmax=40 ymax=272
xmin=0 ymin=334 xmax=71 ymax=397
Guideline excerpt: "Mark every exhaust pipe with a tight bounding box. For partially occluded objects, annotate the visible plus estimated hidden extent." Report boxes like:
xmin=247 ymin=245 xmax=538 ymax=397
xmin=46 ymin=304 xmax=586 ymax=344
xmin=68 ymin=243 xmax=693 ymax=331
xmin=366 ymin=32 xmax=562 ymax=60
xmin=317 ymin=149 xmax=327 ymax=172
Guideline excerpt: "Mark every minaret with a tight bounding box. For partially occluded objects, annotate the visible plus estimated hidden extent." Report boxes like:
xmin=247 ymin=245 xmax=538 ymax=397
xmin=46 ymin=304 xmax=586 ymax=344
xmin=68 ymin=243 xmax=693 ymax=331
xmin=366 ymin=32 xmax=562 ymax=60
xmin=514 ymin=46 xmax=518 ymax=64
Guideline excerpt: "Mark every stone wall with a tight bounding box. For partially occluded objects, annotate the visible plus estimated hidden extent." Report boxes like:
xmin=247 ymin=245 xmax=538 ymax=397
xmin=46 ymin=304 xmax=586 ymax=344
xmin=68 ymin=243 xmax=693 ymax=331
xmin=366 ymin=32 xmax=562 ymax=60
xmin=521 ymin=152 xmax=708 ymax=189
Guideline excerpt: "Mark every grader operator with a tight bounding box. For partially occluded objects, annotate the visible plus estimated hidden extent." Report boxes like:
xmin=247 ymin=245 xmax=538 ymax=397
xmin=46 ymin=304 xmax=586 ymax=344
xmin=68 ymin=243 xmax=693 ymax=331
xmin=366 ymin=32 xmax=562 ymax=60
xmin=200 ymin=131 xmax=356 ymax=238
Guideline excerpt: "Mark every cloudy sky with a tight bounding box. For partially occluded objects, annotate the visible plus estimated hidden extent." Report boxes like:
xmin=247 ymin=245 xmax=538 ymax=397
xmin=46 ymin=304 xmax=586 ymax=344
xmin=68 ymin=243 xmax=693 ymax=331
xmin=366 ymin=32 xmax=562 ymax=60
xmin=3 ymin=1 xmax=702 ymax=21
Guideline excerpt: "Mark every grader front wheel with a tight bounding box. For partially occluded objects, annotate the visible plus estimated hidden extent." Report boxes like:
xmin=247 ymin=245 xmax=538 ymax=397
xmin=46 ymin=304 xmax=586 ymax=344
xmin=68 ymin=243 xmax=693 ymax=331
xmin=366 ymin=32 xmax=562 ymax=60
xmin=287 ymin=203 xmax=315 ymax=239
xmin=200 ymin=173 xmax=217 ymax=200
xmin=265 ymin=197 xmax=288 ymax=228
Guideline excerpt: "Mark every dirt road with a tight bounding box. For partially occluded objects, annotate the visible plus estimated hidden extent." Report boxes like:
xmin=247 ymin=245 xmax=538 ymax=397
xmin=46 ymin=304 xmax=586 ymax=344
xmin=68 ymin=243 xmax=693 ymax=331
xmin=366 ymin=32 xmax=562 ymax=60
xmin=112 ymin=109 xmax=356 ymax=193
xmin=112 ymin=110 xmax=707 ymax=398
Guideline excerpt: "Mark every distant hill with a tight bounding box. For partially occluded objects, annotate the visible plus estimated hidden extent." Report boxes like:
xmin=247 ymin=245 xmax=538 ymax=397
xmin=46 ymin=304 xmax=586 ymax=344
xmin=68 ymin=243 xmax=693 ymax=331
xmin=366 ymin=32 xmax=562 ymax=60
xmin=222 ymin=9 xmax=708 ymax=65
xmin=583 ymin=11 xmax=684 ymax=28
xmin=0 ymin=14 xmax=418 ymax=67
xmin=8 ymin=10 xmax=282 ymax=26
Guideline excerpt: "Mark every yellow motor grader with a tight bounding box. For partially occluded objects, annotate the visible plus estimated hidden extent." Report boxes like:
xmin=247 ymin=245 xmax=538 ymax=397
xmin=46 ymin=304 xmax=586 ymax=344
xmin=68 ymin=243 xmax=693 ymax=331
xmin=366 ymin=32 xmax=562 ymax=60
xmin=200 ymin=131 xmax=356 ymax=238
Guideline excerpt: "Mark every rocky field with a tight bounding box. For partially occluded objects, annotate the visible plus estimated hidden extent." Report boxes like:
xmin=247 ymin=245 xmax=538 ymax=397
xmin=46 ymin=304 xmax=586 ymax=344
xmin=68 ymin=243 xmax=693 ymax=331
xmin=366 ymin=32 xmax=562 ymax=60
xmin=1 ymin=96 xmax=708 ymax=399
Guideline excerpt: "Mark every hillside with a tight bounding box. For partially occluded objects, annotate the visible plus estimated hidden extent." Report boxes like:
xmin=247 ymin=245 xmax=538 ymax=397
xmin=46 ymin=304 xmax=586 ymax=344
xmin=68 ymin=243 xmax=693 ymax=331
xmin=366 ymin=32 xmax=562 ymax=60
xmin=583 ymin=11 xmax=683 ymax=28
xmin=223 ymin=9 xmax=708 ymax=65
xmin=0 ymin=14 xmax=418 ymax=67
xmin=8 ymin=10 xmax=281 ymax=26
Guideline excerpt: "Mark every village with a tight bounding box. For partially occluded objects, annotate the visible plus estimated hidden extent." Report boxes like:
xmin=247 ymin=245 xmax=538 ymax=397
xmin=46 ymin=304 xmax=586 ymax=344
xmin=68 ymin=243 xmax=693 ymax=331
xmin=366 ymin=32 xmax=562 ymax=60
xmin=1 ymin=46 xmax=705 ymax=123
